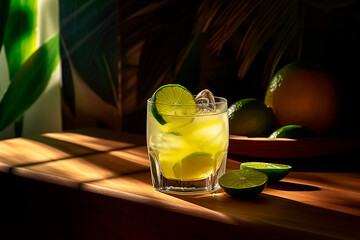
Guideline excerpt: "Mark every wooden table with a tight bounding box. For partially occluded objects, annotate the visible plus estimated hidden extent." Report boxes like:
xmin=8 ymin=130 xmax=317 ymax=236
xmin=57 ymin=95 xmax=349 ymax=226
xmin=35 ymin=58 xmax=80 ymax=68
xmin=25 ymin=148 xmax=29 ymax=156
xmin=0 ymin=128 xmax=359 ymax=239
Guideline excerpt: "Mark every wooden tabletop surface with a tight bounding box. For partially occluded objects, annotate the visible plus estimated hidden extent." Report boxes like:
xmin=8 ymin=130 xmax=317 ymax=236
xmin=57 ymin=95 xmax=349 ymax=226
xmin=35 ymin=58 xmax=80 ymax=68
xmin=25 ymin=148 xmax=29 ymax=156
xmin=0 ymin=128 xmax=359 ymax=239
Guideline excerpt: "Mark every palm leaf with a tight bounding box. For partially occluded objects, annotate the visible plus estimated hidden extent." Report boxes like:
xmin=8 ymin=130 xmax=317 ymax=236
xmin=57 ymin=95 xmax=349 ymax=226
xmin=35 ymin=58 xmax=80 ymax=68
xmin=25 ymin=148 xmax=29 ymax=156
xmin=59 ymin=0 xmax=119 ymax=110
xmin=174 ymin=35 xmax=201 ymax=92
xmin=237 ymin=1 xmax=297 ymax=79
xmin=59 ymin=36 xmax=75 ymax=115
xmin=262 ymin=2 xmax=303 ymax=87
xmin=4 ymin=0 xmax=38 ymax=79
xmin=3 ymin=0 xmax=38 ymax=137
xmin=199 ymin=0 xmax=261 ymax=55
xmin=198 ymin=0 xmax=302 ymax=83
xmin=0 ymin=34 xmax=60 ymax=132
xmin=120 ymin=1 xmax=200 ymax=103
xmin=120 ymin=0 xmax=301 ymax=108
xmin=0 ymin=0 xmax=10 ymax=49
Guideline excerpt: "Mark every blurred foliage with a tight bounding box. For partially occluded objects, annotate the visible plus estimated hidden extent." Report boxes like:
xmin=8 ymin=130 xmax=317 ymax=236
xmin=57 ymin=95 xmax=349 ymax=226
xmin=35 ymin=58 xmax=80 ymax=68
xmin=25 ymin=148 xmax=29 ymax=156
xmin=3 ymin=0 xmax=38 ymax=136
xmin=119 ymin=0 xmax=302 ymax=104
xmin=199 ymin=0 xmax=302 ymax=84
xmin=117 ymin=0 xmax=302 ymax=133
xmin=59 ymin=0 xmax=119 ymax=116
xmin=0 ymin=34 xmax=60 ymax=132
xmin=4 ymin=0 xmax=38 ymax=79
xmin=0 ymin=1 xmax=60 ymax=136
xmin=0 ymin=0 xmax=10 ymax=49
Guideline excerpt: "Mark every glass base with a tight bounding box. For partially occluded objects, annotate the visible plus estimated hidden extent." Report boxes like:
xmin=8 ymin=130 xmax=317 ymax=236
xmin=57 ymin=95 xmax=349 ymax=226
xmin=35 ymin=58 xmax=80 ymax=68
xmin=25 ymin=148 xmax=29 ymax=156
xmin=149 ymin=151 xmax=227 ymax=195
xmin=155 ymin=178 xmax=221 ymax=195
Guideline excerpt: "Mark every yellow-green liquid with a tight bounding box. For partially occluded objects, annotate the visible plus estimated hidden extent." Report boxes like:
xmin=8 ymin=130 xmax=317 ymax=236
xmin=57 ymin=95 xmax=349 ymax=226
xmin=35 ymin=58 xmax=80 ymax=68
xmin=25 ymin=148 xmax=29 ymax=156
xmin=147 ymin=110 xmax=228 ymax=182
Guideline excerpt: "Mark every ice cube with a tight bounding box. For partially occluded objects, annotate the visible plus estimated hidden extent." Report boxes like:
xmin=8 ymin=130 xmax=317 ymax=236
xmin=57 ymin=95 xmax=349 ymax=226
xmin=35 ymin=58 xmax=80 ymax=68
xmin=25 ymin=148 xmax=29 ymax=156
xmin=195 ymin=89 xmax=216 ymax=112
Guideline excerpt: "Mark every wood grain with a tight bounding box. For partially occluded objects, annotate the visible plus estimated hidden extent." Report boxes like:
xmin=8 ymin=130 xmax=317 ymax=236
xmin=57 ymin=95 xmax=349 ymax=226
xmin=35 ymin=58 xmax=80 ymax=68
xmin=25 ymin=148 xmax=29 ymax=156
xmin=0 ymin=128 xmax=145 ymax=168
xmin=0 ymin=128 xmax=359 ymax=239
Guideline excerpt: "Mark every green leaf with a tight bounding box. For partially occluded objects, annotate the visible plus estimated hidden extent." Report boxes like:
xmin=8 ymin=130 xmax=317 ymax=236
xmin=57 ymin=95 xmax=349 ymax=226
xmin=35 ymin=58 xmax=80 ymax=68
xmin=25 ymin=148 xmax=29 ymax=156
xmin=198 ymin=0 xmax=301 ymax=82
xmin=120 ymin=1 xmax=199 ymax=103
xmin=15 ymin=116 xmax=24 ymax=137
xmin=0 ymin=34 xmax=60 ymax=132
xmin=236 ymin=1 xmax=298 ymax=80
xmin=59 ymin=43 xmax=76 ymax=115
xmin=4 ymin=0 xmax=38 ymax=79
xmin=59 ymin=0 xmax=118 ymax=108
xmin=175 ymin=36 xmax=201 ymax=92
xmin=262 ymin=2 xmax=300 ymax=87
xmin=0 ymin=0 xmax=10 ymax=49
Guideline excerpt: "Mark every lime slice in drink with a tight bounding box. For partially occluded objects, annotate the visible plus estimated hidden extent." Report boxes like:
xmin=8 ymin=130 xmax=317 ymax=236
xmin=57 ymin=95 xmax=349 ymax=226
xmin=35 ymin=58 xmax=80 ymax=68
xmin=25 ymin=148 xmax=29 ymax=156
xmin=219 ymin=169 xmax=267 ymax=198
xmin=173 ymin=152 xmax=214 ymax=180
xmin=240 ymin=162 xmax=292 ymax=183
xmin=151 ymin=84 xmax=197 ymax=125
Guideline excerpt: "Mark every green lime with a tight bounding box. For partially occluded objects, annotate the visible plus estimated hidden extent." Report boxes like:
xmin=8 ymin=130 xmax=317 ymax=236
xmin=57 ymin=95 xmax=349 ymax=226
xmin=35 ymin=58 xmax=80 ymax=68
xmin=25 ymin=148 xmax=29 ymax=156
xmin=269 ymin=125 xmax=315 ymax=139
xmin=151 ymin=84 xmax=197 ymax=125
xmin=240 ymin=162 xmax=292 ymax=183
xmin=172 ymin=152 xmax=214 ymax=180
xmin=219 ymin=169 xmax=267 ymax=198
xmin=228 ymin=98 xmax=276 ymax=137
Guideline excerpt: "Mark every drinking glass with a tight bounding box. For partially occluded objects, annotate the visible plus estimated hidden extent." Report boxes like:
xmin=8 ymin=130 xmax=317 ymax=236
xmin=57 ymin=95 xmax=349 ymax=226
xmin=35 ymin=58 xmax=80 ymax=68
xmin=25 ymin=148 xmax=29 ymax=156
xmin=147 ymin=97 xmax=228 ymax=194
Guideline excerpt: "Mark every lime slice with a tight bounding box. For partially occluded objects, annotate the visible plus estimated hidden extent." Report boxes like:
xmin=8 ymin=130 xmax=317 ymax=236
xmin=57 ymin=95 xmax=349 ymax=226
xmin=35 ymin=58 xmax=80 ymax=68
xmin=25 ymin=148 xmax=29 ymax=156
xmin=173 ymin=152 xmax=214 ymax=180
xmin=240 ymin=162 xmax=292 ymax=183
xmin=219 ymin=169 xmax=267 ymax=198
xmin=151 ymin=84 xmax=197 ymax=125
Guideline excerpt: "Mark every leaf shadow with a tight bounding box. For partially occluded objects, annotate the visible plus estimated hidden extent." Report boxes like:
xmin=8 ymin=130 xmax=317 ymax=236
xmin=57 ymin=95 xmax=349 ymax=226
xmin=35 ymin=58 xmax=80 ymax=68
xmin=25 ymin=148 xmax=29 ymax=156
xmin=267 ymin=181 xmax=320 ymax=191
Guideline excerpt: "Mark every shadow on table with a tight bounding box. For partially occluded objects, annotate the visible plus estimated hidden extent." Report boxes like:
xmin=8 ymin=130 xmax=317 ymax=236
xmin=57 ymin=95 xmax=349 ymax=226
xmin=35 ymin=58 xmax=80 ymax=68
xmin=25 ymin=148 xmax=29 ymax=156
xmin=4 ymin=128 xmax=150 ymax=188
xmin=169 ymin=189 xmax=359 ymax=240
xmin=267 ymin=181 xmax=321 ymax=191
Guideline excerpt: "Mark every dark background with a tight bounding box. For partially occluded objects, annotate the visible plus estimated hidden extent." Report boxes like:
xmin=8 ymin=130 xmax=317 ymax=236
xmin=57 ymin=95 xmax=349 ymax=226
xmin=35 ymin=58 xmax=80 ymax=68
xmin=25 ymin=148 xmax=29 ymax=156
xmin=60 ymin=0 xmax=360 ymax=135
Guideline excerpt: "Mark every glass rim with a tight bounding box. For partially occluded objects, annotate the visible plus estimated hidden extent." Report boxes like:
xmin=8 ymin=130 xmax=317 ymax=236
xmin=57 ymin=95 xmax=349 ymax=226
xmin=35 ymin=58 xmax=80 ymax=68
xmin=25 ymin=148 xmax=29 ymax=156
xmin=147 ymin=96 xmax=227 ymax=106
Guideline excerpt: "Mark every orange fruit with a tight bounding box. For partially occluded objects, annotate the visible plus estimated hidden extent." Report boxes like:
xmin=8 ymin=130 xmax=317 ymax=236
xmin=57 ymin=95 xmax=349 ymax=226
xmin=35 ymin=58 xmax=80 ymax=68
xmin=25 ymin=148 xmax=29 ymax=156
xmin=264 ymin=62 xmax=340 ymax=135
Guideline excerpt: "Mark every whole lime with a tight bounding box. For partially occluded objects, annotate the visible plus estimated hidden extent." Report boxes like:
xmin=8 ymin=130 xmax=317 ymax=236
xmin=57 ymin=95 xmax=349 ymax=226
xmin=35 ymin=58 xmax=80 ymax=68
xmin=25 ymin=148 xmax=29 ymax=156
xmin=228 ymin=98 xmax=276 ymax=137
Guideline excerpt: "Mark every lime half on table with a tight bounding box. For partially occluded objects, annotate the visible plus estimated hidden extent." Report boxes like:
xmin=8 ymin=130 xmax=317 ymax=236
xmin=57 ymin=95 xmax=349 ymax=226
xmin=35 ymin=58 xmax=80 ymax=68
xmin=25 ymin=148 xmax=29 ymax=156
xmin=219 ymin=169 xmax=267 ymax=198
xmin=151 ymin=84 xmax=197 ymax=125
xmin=240 ymin=162 xmax=292 ymax=183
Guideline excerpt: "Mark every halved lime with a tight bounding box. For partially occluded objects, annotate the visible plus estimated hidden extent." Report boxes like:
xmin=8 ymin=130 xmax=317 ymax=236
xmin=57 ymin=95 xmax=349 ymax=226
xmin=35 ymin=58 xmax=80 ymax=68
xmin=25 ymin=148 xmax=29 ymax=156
xmin=269 ymin=125 xmax=315 ymax=139
xmin=240 ymin=162 xmax=292 ymax=183
xmin=151 ymin=84 xmax=197 ymax=125
xmin=219 ymin=169 xmax=267 ymax=198
xmin=173 ymin=152 xmax=214 ymax=180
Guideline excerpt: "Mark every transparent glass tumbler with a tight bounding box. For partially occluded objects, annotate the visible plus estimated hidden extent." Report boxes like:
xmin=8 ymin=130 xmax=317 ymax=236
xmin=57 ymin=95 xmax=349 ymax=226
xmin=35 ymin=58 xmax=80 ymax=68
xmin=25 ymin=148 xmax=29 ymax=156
xmin=147 ymin=97 xmax=229 ymax=194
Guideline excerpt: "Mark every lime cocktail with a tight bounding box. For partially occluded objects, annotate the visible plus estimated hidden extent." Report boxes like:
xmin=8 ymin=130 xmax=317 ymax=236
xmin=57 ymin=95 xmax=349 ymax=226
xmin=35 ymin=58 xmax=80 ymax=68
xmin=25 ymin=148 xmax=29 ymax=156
xmin=147 ymin=84 xmax=228 ymax=193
